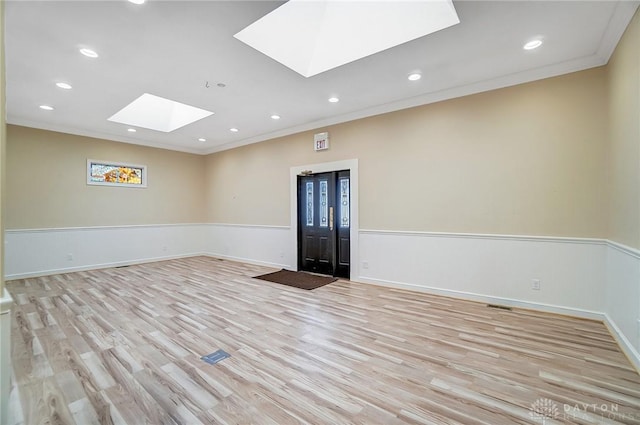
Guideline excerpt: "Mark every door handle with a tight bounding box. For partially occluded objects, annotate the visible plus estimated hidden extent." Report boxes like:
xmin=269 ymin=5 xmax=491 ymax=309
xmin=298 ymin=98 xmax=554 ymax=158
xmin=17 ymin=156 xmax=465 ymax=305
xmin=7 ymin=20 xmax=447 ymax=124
xmin=329 ymin=207 xmax=334 ymax=230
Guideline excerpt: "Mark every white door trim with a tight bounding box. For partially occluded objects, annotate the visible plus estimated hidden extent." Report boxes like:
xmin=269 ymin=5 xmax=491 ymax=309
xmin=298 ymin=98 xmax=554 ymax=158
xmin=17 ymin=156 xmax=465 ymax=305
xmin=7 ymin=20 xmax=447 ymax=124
xmin=290 ymin=159 xmax=359 ymax=281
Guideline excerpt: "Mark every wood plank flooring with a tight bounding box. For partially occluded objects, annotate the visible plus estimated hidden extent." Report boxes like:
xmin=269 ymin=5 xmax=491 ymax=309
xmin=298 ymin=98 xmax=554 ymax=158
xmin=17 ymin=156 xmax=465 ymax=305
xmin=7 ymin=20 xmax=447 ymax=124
xmin=6 ymin=256 xmax=640 ymax=424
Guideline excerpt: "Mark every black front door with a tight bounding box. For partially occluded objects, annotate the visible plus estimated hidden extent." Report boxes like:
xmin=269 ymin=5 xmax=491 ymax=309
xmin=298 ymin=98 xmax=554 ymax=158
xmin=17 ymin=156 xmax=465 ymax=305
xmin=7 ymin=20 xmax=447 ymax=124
xmin=297 ymin=170 xmax=350 ymax=278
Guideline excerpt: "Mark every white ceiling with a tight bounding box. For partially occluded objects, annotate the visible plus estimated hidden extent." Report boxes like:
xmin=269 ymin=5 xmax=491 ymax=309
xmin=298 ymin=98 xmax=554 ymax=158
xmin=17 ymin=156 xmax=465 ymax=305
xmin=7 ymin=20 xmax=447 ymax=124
xmin=5 ymin=0 xmax=639 ymax=155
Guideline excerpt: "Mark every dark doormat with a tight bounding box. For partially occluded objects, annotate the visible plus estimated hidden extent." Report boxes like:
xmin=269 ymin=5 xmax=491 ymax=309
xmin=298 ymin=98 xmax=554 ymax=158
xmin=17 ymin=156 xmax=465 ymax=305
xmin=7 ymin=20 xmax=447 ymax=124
xmin=254 ymin=269 xmax=337 ymax=290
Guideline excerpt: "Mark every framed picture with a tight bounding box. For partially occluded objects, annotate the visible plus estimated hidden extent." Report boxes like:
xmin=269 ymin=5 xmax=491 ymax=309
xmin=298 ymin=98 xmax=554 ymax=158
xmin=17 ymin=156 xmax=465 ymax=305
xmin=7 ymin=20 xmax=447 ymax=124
xmin=87 ymin=159 xmax=147 ymax=188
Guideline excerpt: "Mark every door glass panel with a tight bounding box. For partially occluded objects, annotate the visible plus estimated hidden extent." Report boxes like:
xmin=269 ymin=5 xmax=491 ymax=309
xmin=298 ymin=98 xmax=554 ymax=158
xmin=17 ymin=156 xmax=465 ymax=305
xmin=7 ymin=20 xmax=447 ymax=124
xmin=339 ymin=177 xmax=350 ymax=228
xmin=319 ymin=180 xmax=328 ymax=227
xmin=306 ymin=181 xmax=314 ymax=226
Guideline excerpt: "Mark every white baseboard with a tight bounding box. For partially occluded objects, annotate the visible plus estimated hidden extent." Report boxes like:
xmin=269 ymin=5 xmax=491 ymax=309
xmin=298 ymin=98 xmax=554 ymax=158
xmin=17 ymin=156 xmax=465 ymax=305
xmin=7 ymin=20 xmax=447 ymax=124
xmin=5 ymin=252 xmax=208 ymax=280
xmin=604 ymin=313 xmax=640 ymax=374
xmin=357 ymin=230 xmax=640 ymax=370
xmin=357 ymin=275 xmax=605 ymax=321
xmin=361 ymin=274 xmax=640 ymax=373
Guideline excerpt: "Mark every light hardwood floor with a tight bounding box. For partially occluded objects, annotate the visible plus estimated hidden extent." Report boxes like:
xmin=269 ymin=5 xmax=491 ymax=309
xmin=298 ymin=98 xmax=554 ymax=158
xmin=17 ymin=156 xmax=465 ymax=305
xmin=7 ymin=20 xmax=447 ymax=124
xmin=6 ymin=256 xmax=640 ymax=424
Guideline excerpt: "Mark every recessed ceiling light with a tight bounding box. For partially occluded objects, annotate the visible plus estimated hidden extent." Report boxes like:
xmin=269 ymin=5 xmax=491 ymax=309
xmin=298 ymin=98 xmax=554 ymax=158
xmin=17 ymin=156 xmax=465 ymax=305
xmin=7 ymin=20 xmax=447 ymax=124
xmin=108 ymin=93 xmax=214 ymax=133
xmin=128 ymin=0 xmax=145 ymax=4
xmin=235 ymin=0 xmax=459 ymax=77
xmin=56 ymin=82 xmax=72 ymax=90
xmin=408 ymin=73 xmax=422 ymax=81
xmin=328 ymin=97 xmax=339 ymax=103
xmin=523 ymin=39 xmax=543 ymax=50
xmin=79 ymin=48 xmax=99 ymax=58
xmin=127 ymin=128 xmax=136 ymax=133
xmin=230 ymin=128 xmax=239 ymax=133
xmin=198 ymin=138 xmax=206 ymax=142
xmin=39 ymin=105 xmax=54 ymax=111
xmin=271 ymin=115 xmax=281 ymax=120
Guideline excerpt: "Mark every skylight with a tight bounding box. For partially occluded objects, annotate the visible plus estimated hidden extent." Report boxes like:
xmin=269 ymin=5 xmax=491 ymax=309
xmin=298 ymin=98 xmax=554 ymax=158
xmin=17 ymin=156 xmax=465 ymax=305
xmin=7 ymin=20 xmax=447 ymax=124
xmin=108 ymin=93 xmax=214 ymax=133
xmin=234 ymin=0 xmax=459 ymax=78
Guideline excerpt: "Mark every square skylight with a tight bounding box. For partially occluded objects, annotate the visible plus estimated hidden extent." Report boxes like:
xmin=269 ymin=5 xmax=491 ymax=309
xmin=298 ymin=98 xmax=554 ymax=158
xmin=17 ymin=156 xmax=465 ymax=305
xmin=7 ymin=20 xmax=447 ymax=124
xmin=234 ymin=0 xmax=460 ymax=78
xmin=108 ymin=93 xmax=214 ymax=132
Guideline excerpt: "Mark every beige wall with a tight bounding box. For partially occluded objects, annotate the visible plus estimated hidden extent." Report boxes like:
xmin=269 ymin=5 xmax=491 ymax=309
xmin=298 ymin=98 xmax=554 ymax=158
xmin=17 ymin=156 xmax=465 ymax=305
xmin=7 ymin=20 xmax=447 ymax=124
xmin=607 ymin=10 xmax=640 ymax=250
xmin=205 ymin=67 xmax=609 ymax=237
xmin=6 ymin=125 xmax=206 ymax=229
xmin=7 ymin=21 xmax=634 ymax=242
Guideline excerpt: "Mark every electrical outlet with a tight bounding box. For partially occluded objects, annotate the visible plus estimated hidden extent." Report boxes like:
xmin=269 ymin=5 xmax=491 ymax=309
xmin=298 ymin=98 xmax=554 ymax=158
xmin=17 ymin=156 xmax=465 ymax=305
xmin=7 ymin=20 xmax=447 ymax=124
xmin=67 ymin=253 xmax=73 ymax=261
xmin=531 ymin=279 xmax=541 ymax=290
xmin=362 ymin=261 xmax=369 ymax=269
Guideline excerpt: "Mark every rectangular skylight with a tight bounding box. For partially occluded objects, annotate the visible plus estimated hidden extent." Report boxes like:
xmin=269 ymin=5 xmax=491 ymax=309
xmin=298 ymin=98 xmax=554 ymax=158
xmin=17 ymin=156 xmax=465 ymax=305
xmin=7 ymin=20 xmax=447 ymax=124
xmin=108 ymin=93 xmax=214 ymax=132
xmin=234 ymin=0 xmax=460 ymax=78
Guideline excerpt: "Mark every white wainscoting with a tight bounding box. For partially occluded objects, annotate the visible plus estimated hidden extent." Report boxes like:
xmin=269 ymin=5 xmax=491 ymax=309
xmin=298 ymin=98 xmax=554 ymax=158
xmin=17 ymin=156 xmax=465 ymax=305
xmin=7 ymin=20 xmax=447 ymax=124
xmin=358 ymin=230 xmax=607 ymax=318
xmin=604 ymin=241 xmax=640 ymax=371
xmin=4 ymin=224 xmax=208 ymax=279
xmin=357 ymin=229 xmax=640 ymax=370
xmin=204 ymin=223 xmax=292 ymax=270
xmin=4 ymin=224 xmax=639 ymax=369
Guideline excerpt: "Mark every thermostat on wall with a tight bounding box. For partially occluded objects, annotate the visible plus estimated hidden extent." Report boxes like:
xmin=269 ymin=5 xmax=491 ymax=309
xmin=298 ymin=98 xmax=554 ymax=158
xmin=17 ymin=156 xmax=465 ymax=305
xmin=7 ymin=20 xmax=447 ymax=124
xmin=314 ymin=132 xmax=329 ymax=151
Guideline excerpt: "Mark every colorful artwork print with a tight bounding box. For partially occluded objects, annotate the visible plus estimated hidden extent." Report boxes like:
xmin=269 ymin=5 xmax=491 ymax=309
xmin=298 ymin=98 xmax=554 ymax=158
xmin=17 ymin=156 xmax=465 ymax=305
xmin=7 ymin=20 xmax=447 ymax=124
xmin=87 ymin=160 xmax=147 ymax=187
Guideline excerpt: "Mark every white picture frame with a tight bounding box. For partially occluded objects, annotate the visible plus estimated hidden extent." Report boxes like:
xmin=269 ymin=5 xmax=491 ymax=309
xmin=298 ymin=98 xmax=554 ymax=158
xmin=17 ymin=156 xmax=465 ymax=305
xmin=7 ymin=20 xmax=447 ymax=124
xmin=86 ymin=159 xmax=147 ymax=188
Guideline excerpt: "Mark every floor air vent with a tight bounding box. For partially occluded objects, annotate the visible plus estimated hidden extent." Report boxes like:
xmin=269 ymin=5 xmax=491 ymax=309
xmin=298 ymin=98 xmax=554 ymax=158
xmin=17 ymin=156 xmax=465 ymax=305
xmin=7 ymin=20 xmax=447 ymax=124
xmin=487 ymin=304 xmax=512 ymax=311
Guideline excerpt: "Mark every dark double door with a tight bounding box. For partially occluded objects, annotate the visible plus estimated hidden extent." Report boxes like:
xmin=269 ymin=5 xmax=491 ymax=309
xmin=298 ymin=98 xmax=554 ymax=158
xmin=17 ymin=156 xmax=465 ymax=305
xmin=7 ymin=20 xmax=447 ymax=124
xmin=297 ymin=170 xmax=350 ymax=278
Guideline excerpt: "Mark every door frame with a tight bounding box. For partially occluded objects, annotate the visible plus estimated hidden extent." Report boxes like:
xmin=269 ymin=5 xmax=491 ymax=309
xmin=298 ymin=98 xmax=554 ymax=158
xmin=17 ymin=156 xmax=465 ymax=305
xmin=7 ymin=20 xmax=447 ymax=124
xmin=290 ymin=159 xmax=359 ymax=281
